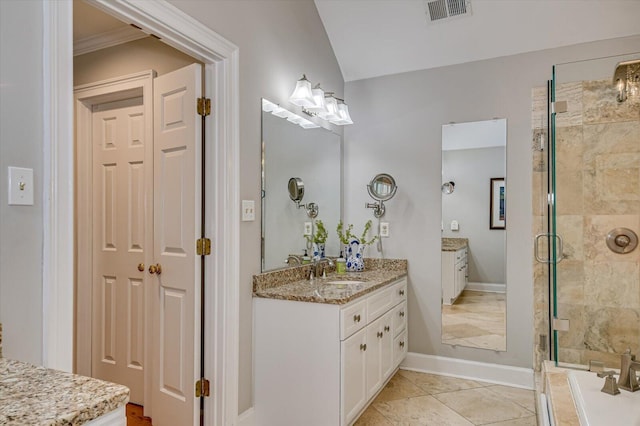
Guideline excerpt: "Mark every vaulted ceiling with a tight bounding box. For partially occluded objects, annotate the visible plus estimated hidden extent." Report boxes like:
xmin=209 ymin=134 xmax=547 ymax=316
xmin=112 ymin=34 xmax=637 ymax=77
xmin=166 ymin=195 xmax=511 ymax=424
xmin=74 ymin=0 xmax=640 ymax=82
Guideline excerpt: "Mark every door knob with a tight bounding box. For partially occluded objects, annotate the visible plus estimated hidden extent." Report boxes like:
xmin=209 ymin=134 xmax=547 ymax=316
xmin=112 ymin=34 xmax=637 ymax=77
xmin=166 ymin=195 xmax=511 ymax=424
xmin=137 ymin=263 xmax=145 ymax=272
xmin=149 ymin=264 xmax=162 ymax=275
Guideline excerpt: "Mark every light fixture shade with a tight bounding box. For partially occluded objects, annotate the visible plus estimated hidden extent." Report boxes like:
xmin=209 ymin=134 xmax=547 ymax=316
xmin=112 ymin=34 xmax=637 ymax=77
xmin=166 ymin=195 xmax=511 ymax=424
xmin=289 ymin=74 xmax=315 ymax=107
xmin=330 ymin=102 xmax=354 ymax=125
xmin=319 ymin=95 xmax=340 ymax=121
xmin=261 ymin=98 xmax=277 ymax=112
xmin=287 ymin=114 xmax=303 ymax=124
xmin=306 ymin=85 xmax=326 ymax=112
xmin=299 ymin=118 xmax=320 ymax=129
xmin=271 ymin=105 xmax=290 ymax=118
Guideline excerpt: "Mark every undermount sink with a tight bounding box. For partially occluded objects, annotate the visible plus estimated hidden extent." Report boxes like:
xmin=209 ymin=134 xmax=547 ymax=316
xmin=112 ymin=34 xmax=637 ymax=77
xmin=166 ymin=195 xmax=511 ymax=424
xmin=324 ymin=280 xmax=365 ymax=285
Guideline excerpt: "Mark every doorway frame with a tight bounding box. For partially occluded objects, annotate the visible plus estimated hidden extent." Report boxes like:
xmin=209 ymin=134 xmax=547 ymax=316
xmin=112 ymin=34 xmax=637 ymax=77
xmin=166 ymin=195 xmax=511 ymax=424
xmin=42 ymin=1 xmax=240 ymax=424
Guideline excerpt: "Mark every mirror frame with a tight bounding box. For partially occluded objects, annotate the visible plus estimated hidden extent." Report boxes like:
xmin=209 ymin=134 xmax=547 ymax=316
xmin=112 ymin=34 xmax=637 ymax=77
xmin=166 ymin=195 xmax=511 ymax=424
xmin=367 ymin=173 xmax=397 ymax=201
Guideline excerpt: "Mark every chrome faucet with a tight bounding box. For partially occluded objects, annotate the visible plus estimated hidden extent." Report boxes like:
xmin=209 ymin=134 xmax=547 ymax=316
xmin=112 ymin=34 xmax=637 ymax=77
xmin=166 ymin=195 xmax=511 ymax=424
xmin=618 ymin=349 xmax=640 ymax=392
xmin=285 ymin=254 xmax=303 ymax=266
xmin=313 ymin=258 xmax=335 ymax=278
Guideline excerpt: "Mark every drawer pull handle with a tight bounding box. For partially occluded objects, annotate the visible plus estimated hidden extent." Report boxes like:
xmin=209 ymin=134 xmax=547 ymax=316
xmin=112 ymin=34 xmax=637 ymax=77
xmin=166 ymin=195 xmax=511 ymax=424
xmin=399 ymin=311 xmax=405 ymax=317
xmin=353 ymin=314 xmax=361 ymax=323
xmin=377 ymin=331 xmax=383 ymax=338
xmin=399 ymin=289 xmax=405 ymax=296
xmin=384 ymin=325 xmax=390 ymax=332
xmin=399 ymin=341 xmax=405 ymax=348
xmin=360 ymin=343 xmax=367 ymax=351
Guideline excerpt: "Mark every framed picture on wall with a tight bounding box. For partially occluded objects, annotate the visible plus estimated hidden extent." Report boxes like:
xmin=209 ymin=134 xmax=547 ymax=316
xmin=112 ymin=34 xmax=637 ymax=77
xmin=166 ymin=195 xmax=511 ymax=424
xmin=490 ymin=177 xmax=506 ymax=229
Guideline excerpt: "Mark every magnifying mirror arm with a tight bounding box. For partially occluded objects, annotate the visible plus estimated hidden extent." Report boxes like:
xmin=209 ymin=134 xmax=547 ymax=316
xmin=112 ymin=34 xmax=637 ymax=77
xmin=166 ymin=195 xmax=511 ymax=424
xmin=365 ymin=201 xmax=385 ymax=218
xmin=295 ymin=200 xmax=319 ymax=218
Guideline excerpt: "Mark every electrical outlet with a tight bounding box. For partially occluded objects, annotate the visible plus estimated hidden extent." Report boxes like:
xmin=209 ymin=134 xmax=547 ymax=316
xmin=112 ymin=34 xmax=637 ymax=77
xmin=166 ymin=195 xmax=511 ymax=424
xmin=241 ymin=200 xmax=255 ymax=221
xmin=380 ymin=222 xmax=390 ymax=237
xmin=304 ymin=222 xmax=312 ymax=236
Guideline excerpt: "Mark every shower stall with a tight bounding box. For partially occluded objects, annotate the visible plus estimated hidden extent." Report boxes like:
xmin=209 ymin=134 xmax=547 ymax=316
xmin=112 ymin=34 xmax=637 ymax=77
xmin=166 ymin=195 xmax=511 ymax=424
xmin=533 ymin=52 xmax=640 ymax=370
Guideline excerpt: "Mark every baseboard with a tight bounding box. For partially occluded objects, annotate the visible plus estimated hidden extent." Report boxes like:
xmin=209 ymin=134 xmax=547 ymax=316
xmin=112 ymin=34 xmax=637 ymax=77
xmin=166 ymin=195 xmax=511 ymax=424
xmin=401 ymin=352 xmax=534 ymax=390
xmin=237 ymin=407 xmax=255 ymax=426
xmin=466 ymin=282 xmax=506 ymax=293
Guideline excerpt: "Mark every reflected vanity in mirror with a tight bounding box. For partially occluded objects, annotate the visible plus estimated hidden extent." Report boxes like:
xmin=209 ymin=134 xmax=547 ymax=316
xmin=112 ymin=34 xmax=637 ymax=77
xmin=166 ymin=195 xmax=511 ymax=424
xmin=441 ymin=118 xmax=507 ymax=351
xmin=261 ymin=99 xmax=341 ymax=271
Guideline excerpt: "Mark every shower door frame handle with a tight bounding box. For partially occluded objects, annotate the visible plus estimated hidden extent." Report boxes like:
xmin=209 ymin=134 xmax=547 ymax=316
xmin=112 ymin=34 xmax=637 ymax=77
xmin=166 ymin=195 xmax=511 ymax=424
xmin=534 ymin=233 xmax=564 ymax=264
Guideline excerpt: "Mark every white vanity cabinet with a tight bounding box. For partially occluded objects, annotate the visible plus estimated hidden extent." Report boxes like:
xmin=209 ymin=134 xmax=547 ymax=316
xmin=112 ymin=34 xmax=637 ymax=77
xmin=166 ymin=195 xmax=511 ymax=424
xmin=442 ymin=247 xmax=468 ymax=305
xmin=254 ymin=277 xmax=408 ymax=426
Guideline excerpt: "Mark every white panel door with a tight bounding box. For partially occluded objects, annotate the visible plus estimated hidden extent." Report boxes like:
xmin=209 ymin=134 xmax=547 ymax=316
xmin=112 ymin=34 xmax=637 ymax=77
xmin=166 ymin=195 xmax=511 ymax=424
xmin=151 ymin=63 xmax=202 ymax=426
xmin=92 ymin=101 xmax=148 ymax=404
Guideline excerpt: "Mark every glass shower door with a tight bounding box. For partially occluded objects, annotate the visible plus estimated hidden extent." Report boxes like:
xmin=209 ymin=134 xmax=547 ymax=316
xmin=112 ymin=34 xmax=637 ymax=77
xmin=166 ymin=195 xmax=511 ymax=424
xmin=550 ymin=53 xmax=640 ymax=369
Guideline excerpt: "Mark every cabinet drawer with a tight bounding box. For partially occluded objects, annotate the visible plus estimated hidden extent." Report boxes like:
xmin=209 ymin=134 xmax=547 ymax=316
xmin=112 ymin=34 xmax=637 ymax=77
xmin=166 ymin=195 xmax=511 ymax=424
xmin=392 ymin=279 xmax=407 ymax=305
xmin=340 ymin=299 xmax=367 ymax=340
xmin=392 ymin=301 xmax=407 ymax=337
xmin=393 ymin=330 xmax=408 ymax=367
xmin=366 ymin=286 xmax=394 ymax=322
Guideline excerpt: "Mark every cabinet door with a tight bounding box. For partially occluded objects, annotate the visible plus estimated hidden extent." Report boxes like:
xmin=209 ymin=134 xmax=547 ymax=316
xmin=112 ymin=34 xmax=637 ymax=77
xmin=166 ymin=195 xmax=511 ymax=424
xmin=380 ymin=311 xmax=394 ymax=380
xmin=365 ymin=316 xmax=383 ymax=399
xmin=341 ymin=327 xmax=367 ymax=425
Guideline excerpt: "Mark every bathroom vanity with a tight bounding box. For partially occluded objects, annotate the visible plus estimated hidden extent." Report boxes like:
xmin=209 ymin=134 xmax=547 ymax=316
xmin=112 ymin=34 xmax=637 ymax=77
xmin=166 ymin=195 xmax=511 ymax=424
xmin=0 ymin=358 xmax=129 ymax=425
xmin=253 ymin=259 xmax=408 ymax=426
xmin=441 ymin=238 xmax=468 ymax=305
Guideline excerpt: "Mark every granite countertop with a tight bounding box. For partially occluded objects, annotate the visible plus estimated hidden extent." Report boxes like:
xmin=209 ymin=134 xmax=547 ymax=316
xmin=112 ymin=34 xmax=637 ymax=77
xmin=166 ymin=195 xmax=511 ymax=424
xmin=253 ymin=258 xmax=407 ymax=305
xmin=0 ymin=358 xmax=129 ymax=425
xmin=442 ymin=237 xmax=468 ymax=251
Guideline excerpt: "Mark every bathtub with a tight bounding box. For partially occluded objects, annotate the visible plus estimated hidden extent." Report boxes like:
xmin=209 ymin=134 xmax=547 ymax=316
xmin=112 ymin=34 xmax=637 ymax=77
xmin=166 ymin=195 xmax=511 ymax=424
xmin=567 ymin=369 xmax=640 ymax=426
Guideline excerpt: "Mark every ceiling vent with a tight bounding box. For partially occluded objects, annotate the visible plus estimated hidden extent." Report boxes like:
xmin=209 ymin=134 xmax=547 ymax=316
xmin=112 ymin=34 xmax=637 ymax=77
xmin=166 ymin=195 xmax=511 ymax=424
xmin=424 ymin=0 xmax=472 ymax=23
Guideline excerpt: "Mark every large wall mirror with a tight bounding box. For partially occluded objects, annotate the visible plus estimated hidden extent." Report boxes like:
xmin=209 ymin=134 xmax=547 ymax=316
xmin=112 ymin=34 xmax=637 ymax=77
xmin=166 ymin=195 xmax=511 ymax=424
xmin=261 ymin=99 xmax=342 ymax=271
xmin=441 ymin=118 xmax=507 ymax=351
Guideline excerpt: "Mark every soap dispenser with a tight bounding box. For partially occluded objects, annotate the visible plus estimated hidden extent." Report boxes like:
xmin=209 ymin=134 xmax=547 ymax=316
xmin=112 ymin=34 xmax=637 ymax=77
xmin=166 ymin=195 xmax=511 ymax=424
xmin=336 ymin=251 xmax=346 ymax=274
xmin=302 ymin=249 xmax=311 ymax=264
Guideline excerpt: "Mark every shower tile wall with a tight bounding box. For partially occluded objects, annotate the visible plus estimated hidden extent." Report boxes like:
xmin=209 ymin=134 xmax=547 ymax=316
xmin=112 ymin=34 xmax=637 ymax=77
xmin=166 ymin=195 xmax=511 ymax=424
xmin=532 ymin=80 xmax=640 ymax=370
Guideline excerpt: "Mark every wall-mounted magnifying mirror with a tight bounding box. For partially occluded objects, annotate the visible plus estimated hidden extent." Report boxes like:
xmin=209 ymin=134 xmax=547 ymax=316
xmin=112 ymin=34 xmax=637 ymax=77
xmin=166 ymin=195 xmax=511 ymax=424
xmin=441 ymin=181 xmax=455 ymax=195
xmin=288 ymin=177 xmax=305 ymax=203
xmin=441 ymin=118 xmax=506 ymax=352
xmin=287 ymin=177 xmax=318 ymax=219
xmin=366 ymin=173 xmax=397 ymax=218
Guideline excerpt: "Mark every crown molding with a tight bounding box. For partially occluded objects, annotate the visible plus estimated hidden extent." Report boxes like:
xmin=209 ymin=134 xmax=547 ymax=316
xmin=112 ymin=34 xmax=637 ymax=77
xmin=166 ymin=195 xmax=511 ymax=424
xmin=74 ymin=25 xmax=147 ymax=56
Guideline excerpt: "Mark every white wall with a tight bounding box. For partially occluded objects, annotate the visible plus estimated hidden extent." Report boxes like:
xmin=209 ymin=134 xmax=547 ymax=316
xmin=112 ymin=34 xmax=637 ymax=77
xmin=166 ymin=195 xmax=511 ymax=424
xmin=442 ymin=147 xmax=506 ymax=284
xmin=343 ymin=34 xmax=640 ymax=368
xmin=0 ymin=0 xmax=44 ymax=365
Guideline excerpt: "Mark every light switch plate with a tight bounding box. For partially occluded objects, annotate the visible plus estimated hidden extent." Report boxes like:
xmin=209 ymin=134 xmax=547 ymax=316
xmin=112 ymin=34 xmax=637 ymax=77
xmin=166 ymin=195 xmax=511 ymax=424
xmin=380 ymin=222 xmax=390 ymax=237
xmin=241 ymin=200 xmax=255 ymax=221
xmin=8 ymin=167 xmax=34 ymax=206
xmin=451 ymin=220 xmax=459 ymax=231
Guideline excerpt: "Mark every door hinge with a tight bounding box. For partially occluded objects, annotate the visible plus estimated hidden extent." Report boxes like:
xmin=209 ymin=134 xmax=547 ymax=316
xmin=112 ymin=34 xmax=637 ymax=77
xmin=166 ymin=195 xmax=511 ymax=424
xmin=195 ymin=378 xmax=210 ymax=398
xmin=550 ymin=100 xmax=568 ymax=114
xmin=197 ymin=97 xmax=211 ymax=117
xmin=196 ymin=238 xmax=211 ymax=256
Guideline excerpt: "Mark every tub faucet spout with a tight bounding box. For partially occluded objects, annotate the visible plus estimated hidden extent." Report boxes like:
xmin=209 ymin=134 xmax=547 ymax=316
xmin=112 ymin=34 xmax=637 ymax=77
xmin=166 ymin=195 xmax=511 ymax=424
xmin=618 ymin=350 xmax=640 ymax=392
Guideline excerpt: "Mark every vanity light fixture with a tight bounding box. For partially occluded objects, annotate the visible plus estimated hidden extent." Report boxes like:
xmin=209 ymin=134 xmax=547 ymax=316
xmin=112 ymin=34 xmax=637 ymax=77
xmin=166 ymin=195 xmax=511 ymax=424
xmin=289 ymin=75 xmax=353 ymax=125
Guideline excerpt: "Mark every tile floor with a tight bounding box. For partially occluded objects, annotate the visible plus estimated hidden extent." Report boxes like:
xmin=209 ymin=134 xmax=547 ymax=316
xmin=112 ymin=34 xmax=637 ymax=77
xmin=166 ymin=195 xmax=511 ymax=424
xmin=441 ymin=290 xmax=506 ymax=351
xmin=126 ymin=369 xmax=536 ymax=426
xmin=355 ymin=370 xmax=537 ymax=425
